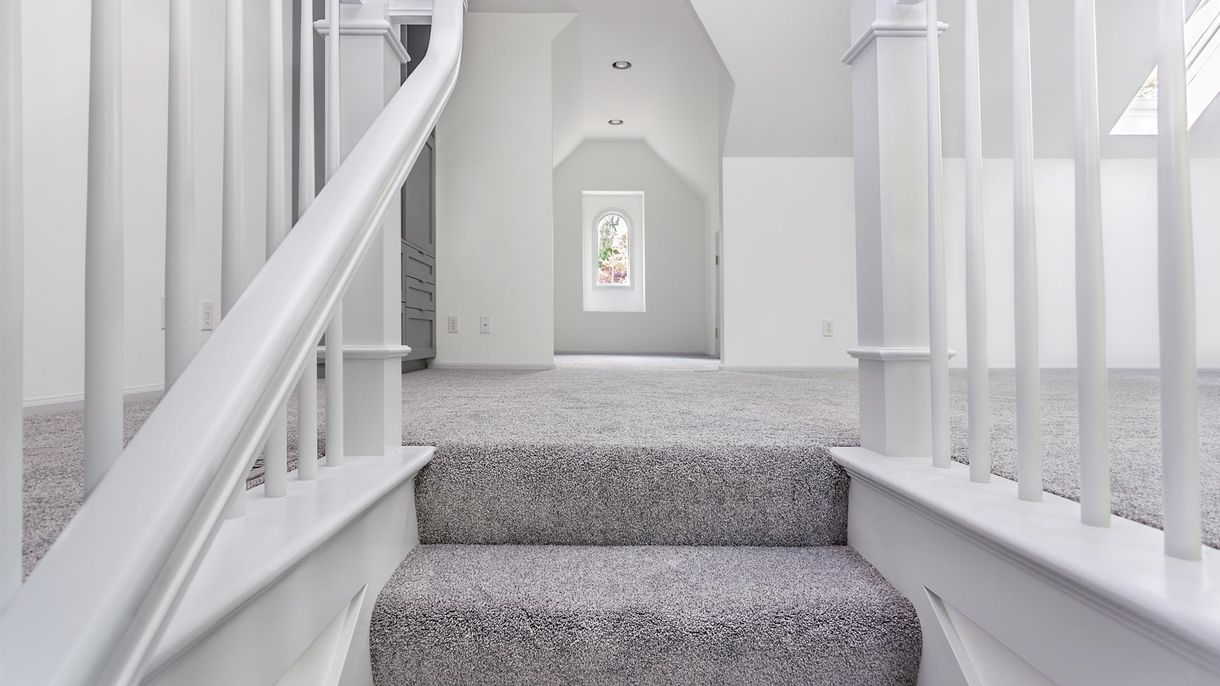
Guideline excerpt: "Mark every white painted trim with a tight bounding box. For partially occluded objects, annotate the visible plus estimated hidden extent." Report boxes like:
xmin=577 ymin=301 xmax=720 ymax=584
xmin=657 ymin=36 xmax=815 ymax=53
xmin=314 ymin=19 xmax=411 ymax=64
xmin=831 ymin=446 xmax=1220 ymax=677
xmin=719 ymin=363 xmax=856 ymax=372
xmin=847 ymin=346 xmax=959 ymax=362
xmin=316 ymin=345 xmax=413 ymax=360
xmin=387 ymin=0 xmax=450 ymax=25
xmin=553 ymin=351 xmax=713 ymax=357
xmin=429 ymin=362 xmax=556 ymax=371
xmin=145 ymin=446 xmax=433 ymax=678
xmin=23 ymin=384 xmax=165 ymax=417
xmin=144 ymin=446 xmax=432 ymax=684
xmin=841 ymin=20 xmax=950 ymax=66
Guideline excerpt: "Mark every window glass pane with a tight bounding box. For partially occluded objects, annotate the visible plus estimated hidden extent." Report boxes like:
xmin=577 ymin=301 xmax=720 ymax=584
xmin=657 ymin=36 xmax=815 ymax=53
xmin=597 ymin=212 xmax=630 ymax=286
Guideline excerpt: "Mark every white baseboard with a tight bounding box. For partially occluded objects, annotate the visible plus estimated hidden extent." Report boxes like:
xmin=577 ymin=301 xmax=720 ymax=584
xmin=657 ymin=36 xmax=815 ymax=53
xmin=720 ymin=363 xmax=856 ymax=372
xmin=429 ymin=361 xmax=556 ymax=371
xmin=23 ymin=383 xmax=165 ymax=416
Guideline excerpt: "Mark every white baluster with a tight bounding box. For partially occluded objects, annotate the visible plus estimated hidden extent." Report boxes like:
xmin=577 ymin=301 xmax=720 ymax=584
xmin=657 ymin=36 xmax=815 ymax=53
xmin=221 ymin=0 xmax=246 ymax=320
xmin=964 ymin=0 xmax=990 ymax=484
xmin=297 ymin=0 xmax=319 ymax=481
xmin=166 ymin=0 xmax=196 ymax=389
xmin=1013 ymin=0 xmax=1042 ymax=501
xmin=1157 ymin=0 xmax=1201 ymax=561
xmin=0 ymin=0 xmax=24 ymax=605
xmin=1074 ymin=0 xmax=1110 ymax=527
xmin=265 ymin=0 xmax=290 ymax=497
xmin=927 ymin=0 xmax=950 ymax=469
xmin=221 ymin=0 xmax=248 ymax=520
xmin=325 ymin=0 xmax=345 ymax=467
xmin=83 ymin=0 xmax=125 ymax=496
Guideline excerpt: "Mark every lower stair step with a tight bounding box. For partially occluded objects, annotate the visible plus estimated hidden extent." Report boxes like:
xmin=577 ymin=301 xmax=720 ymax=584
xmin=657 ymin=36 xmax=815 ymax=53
xmin=370 ymin=544 xmax=921 ymax=685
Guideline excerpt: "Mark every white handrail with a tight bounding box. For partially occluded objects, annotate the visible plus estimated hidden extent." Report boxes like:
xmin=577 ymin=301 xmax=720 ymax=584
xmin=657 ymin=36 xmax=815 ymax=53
xmin=0 ymin=1 xmax=464 ymax=682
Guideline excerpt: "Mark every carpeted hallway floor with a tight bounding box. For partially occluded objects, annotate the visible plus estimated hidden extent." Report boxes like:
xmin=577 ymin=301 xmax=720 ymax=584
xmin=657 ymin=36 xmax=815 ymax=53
xmin=20 ymin=358 xmax=1220 ymax=574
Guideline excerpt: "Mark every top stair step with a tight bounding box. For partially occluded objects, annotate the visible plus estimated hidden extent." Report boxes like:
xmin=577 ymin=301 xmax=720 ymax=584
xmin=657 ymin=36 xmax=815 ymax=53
xmin=414 ymin=443 xmax=848 ymax=547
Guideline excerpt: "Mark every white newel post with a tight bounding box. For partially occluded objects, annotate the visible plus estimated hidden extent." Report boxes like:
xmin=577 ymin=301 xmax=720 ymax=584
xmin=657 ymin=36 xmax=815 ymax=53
xmin=322 ymin=0 xmax=408 ymax=458
xmin=843 ymin=1 xmax=942 ymax=457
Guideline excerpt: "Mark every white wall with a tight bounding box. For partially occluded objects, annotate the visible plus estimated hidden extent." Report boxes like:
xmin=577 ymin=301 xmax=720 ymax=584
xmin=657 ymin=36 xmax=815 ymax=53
xmin=21 ymin=0 xmax=268 ymax=405
xmin=944 ymin=157 xmax=1220 ymax=369
xmin=722 ymin=157 xmax=1220 ymax=369
xmin=554 ymin=140 xmax=708 ymax=354
xmin=434 ymin=12 xmax=573 ymax=368
xmin=721 ymin=158 xmax=859 ymax=369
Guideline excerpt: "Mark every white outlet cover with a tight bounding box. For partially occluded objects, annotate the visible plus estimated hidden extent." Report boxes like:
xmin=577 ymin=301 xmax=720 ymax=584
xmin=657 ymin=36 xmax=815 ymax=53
xmin=822 ymin=320 xmax=835 ymax=337
xmin=447 ymin=316 xmax=460 ymax=334
xmin=480 ymin=316 xmax=492 ymax=334
xmin=201 ymin=301 xmax=217 ymax=331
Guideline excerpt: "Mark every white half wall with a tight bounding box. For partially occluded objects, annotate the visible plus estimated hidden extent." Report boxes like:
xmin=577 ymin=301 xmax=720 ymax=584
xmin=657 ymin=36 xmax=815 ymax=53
xmin=722 ymin=157 xmax=1220 ymax=369
xmin=722 ymin=158 xmax=859 ymax=369
xmin=434 ymin=12 xmax=574 ymax=368
xmin=554 ymin=140 xmax=708 ymax=355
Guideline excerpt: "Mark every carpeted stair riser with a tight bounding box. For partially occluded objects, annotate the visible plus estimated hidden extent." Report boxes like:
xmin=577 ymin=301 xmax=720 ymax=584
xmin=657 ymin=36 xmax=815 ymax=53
xmin=412 ymin=442 xmax=848 ymax=547
xmin=370 ymin=544 xmax=921 ymax=686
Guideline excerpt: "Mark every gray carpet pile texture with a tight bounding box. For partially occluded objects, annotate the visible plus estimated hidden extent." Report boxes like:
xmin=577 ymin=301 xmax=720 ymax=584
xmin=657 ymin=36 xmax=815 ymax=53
xmin=20 ymin=365 xmax=1220 ymax=571
xmin=369 ymin=544 xmax=921 ymax=686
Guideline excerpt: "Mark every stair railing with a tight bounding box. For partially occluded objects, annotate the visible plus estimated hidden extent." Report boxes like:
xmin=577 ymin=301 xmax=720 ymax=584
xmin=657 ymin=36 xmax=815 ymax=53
xmin=0 ymin=0 xmax=465 ymax=683
xmin=922 ymin=0 xmax=1203 ymax=560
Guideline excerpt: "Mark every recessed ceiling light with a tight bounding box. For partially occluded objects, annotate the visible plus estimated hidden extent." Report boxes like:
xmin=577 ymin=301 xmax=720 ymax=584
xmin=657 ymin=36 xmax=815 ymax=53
xmin=611 ymin=60 xmax=633 ymax=70
xmin=608 ymin=119 xmax=624 ymax=126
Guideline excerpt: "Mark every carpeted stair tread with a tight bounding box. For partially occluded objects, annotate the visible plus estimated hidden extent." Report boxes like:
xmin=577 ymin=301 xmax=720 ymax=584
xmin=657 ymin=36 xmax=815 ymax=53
xmin=413 ymin=442 xmax=848 ymax=547
xmin=370 ymin=544 xmax=921 ymax=686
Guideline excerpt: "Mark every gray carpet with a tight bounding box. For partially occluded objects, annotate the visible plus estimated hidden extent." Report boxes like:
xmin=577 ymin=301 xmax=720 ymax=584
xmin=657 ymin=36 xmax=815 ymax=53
xmin=20 ymin=364 xmax=1220 ymax=573
xmin=369 ymin=544 xmax=921 ymax=686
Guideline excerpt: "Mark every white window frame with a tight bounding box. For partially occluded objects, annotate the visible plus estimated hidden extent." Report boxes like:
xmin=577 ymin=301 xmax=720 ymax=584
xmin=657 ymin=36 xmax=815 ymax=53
xmin=592 ymin=209 xmax=634 ymax=289
xmin=582 ymin=191 xmax=645 ymax=312
xmin=1111 ymin=0 xmax=1220 ymax=136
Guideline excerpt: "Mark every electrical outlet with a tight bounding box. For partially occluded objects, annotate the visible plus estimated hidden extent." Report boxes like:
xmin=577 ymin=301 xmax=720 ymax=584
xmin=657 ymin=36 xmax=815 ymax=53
xmin=447 ymin=315 xmax=460 ymax=334
xmin=822 ymin=319 xmax=835 ymax=338
xmin=480 ymin=315 xmax=492 ymax=335
xmin=201 ymin=301 xmax=218 ymax=331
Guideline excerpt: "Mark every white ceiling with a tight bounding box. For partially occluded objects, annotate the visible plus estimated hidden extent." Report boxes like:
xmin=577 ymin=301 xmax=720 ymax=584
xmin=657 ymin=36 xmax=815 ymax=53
xmin=691 ymin=0 xmax=1220 ymax=158
xmin=471 ymin=0 xmax=730 ymax=200
xmin=471 ymin=0 xmax=1220 ymax=160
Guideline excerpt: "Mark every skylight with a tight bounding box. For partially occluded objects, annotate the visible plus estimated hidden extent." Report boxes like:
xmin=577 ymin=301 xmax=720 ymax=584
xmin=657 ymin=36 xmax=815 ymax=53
xmin=1111 ymin=0 xmax=1220 ymax=135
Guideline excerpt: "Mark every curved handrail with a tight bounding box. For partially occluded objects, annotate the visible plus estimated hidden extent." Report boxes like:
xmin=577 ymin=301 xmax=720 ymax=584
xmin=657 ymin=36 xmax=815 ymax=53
xmin=0 ymin=1 xmax=464 ymax=683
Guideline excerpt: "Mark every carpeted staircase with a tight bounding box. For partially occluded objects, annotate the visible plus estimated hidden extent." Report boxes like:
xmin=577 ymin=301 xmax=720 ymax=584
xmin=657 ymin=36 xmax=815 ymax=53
xmin=368 ymin=438 xmax=923 ymax=685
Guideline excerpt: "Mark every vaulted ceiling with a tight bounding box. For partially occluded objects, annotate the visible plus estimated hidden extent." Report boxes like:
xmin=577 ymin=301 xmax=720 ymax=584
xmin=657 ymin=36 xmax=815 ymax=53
xmin=692 ymin=0 xmax=1220 ymax=158
xmin=470 ymin=0 xmax=1220 ymax=160
xmin=470 ymin=0 xmax=729 ymax=201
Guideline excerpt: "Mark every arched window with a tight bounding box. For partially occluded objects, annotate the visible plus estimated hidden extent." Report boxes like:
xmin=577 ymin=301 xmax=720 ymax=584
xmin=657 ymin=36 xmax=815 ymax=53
xmin=596 ymin=212 xmax=631 ymax=286
xmin=582 ymin=191 xmax=644 ymax=313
